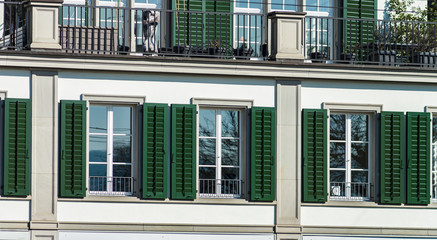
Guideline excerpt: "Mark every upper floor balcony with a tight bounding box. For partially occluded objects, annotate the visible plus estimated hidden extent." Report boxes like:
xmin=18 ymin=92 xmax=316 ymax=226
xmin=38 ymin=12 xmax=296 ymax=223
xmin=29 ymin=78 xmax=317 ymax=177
xmin=2 ymin=0 xmax=437 ymax=68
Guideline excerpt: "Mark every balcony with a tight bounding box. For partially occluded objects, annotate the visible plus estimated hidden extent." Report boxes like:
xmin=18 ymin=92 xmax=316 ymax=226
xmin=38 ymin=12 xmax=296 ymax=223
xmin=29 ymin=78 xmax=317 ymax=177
xmin=2 ymin=0 xmax=437 ymax=68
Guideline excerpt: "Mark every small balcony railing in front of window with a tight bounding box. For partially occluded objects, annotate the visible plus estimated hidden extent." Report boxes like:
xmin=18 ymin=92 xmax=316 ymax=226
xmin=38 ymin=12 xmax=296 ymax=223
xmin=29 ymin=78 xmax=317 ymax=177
xmin=329 ymin=182 xmax=370 ymax=201
xmin=199 ymin=179 xmax=242 ymax=199
xmin=89 ymin=176 xmax=134 ymax=196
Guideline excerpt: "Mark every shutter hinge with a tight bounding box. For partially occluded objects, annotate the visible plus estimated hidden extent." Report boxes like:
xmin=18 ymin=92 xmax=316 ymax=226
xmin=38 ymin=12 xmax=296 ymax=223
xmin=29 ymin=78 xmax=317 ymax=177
xmin=86 ymin=107 xmax=89 ymax=110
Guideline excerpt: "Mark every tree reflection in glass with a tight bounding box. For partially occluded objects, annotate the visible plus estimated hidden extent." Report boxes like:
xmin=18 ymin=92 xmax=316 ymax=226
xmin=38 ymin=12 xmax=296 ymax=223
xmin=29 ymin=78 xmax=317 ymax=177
xmin=330 ymin=114 xmax=345 ymax=140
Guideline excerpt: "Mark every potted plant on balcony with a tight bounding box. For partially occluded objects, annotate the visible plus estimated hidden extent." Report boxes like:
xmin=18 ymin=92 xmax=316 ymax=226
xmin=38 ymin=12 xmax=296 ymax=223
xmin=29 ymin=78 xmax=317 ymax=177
xmin=207 ymin=39 xmax=227 ymax=57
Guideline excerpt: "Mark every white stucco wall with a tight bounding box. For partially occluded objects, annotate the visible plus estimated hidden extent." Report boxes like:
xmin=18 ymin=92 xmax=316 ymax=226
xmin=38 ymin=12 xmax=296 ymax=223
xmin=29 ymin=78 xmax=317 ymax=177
xmin=0 ymin=230 xmax=29 ymax=240
xmin=57 ymin=201 xmax=275 ymax=226
xmin=57 ymin=71 xmax=275 ymax=107
xmin=0 ymin=69 xmax=30 ymax=99
xmin=0 ymin=200 xmax=30 ymax=221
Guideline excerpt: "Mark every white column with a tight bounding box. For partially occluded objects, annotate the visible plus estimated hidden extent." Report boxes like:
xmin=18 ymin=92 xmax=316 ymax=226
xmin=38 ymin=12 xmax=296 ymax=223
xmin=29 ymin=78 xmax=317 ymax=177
xmin=27 ymin=1 xmax=62 ymax=50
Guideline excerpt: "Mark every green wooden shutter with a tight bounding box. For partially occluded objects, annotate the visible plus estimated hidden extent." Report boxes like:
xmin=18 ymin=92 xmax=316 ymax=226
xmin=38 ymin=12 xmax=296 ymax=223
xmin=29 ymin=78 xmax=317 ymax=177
xmin=143 ymin=103 xmax=169 ymax=199
xmin=343 ymin=0 xmax=376 ymax=55
xmin=171 ymin=104 xmax=196 ymax=200
xmin=251 ymin=107 xmax=276 ymax=201
xmin=406 ymin=112 xmax=431 ymax=205
xmin=302 ymin=109 xmax=327 ymax=203
xmin=172 ymin=0 xmax=232 ymax=48
xmin=4 ymin=98 xmax=31 ymax=196
xmin=380 ymin=111 xmax=405 ymax=204
xmin=205 ymin=0 xmax=232 ymax=47
xmin=59 ymin=100 xmax=86 ymax=198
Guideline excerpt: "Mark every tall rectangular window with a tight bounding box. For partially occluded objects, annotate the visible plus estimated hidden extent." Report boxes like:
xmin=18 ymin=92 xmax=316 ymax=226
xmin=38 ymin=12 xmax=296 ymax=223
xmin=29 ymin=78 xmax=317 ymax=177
xmin=198 ymin=109 xmax=242 ymax=198
xmin=432 ymin=116 xmax=437 ymax=201
xmin=329 ymin=113 xmax=370 ymax=201
xmin=89 ymin=105 xmax=134 ymax=196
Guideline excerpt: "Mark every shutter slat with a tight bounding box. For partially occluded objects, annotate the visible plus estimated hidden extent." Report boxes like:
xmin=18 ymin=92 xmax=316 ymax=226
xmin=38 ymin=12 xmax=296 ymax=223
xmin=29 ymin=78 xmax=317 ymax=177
xmin=380 ymin=111 xmax=405 ymax=204
xmin=171 ymin=104 xmax=197 ymax=200
xmin=59 ymin=100 xmax=86 ymax=198
xmin=406 ymin=112 xmax=431 ymax=205
xmin=302 ymin=109 xmax=327 ymax=203
xmin=4 ymin=98 xmax=31 ymax=196
xmin=251 ymin=107 xmax=276 ymax=202
xmin=143 ymin=103 xmax=169 ymax=199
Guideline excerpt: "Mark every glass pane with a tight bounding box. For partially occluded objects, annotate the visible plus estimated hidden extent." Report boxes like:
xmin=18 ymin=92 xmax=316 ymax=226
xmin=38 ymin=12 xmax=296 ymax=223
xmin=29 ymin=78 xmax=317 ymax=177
xmin=352 ymin=171 xmax=368 ymax=183
xmin=222 ymin=110 xmax=240 ymax=137
xmin=306 ymin=0 xmax=316 ymax=11
xmin=249 ymin=0 xmax=262 ymax=10
xmin=351 ymin=114 xmax=368 ymax=141
xmin=90 ymin=106 xmax=107 ymax=133
xmin=113 ymin=106 xmax=132 ymax=134
xmin=433 ymin=117 xmax=437 ymax=144
xmin=199 ymin=110 xmax=216 ymax=137
xmin=222 ymin=139 xmax=239 ymax=165
xmin=113 ymin=165 xmax=132 ymax=177
xmin=199 ymin=167 xmax=216 ymax=179
xmin=330 ymin=142 xmax=345 ymax=168
xmin=89 ymin=135 xmax=107 ymax=162
xmin=284 ymin=0 xmax=297 ymax=11
xmin=222 ymin=167 xmax=239 ymax=179
xmin=89 ymin=164 xmax=107 ymax=192
xmin=270 ymin=0 xmax=282 ymax=10
xmin=113 ymin=136 xmax=132 ymax=163
xmin=330 ymin=170 xmax=345 ymax=183
xmin=330 ymin=114 xmax=345 ymax=140
xmin=199 ymin=138 xmax=216 ymax=165
xmin=351 ymin=143 xmax=368 ymax=169
xmin=236 ymin=0 xmax=247 ymax=9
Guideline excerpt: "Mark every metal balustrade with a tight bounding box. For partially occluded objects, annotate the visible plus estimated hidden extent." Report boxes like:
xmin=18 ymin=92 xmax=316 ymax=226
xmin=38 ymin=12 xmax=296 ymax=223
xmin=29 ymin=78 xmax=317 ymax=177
xmin=89 ymin=176 xmax=134 ymax=196
xmin=59 ymin=4 xmax=268 ymax=59
xmin=330 ymin=182 xmax=370 ymax=201
xmin=0 ymin=1 xmax=26 ymax=50
xmin=199 ymin=179 xmax=241 ymax=199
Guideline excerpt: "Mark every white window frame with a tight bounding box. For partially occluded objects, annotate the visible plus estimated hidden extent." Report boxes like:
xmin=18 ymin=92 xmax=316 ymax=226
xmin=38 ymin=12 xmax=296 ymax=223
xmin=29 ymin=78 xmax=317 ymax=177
xmin=88 ymin=104 xmax=134 ymax=196
xmin=324 ymin=102 xmax=382 ymax=202
xmin=198 ymin=108 xmax=243 ymax=199
xmin=234 ymin=2 xmax=262 ymax=54
xmin=83 ymin=94 xmax=145 ymax=197
xmin=192 ymin=98 xmax=252 ymax=199
xmin=425 ymin=106 xmax=437 ymax=202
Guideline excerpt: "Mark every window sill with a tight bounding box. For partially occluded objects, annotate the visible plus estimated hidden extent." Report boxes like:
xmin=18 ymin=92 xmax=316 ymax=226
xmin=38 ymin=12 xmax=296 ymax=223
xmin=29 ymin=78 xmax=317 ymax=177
xmin=58 ymin=195 xmax=276 ymax=205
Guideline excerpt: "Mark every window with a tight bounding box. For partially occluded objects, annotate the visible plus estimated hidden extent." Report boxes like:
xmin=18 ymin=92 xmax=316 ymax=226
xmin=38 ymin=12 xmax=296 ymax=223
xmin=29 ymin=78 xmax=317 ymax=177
xmin=270 ymin=0 xmax=297 ymax=11
xmin=89 ymin=104 xmax=134 ymax=196
xmin=305 ymin=0 xmax=333 ymax=59
xmin=329 ymin=113 xmax=371 ymax=201
xmin=234 ymin=0 xmax=263 ymax=57
xmin=198 ymin=109 xmax=242 ymax=198
xmin=432 ymin=116 xmax=437 ymax=201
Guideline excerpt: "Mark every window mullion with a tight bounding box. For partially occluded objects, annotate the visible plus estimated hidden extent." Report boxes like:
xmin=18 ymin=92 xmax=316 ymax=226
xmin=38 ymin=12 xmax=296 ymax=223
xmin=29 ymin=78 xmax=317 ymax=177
xmin=108 ymin=106 xmax=114 ymax=193
xmin=346 ymin=114 xmax=352 ymax=199
xmin=217 ymin=110 xmax=222 ymax=194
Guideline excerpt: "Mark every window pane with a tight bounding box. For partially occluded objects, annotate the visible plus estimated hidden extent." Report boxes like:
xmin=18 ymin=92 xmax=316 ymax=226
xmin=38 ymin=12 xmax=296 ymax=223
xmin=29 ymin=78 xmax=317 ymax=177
xmin=351 ymin=114 xmax=368 ymax=141
xmin=284 ymin=0 xmax=297 ymax=11
xmin=113 ymin=136 xmax=132 ymax=163
xmin=351 ymin=143 xmax=368 ymax=169
xmin=306 ymin=0 xmax=316 ymax=11
xmin=249 ymin=0 xmax=262 ymax=10
xmin=90 ymin=106 xmax=107 ymax=133
xmin=236 ymin=0 xmax=247 ymax=9
xmin=113 ymin=165 xmax=132 ymax=177
xmin=330 ymin=114 xmax=345 ymax=140
xmin=270 ymin=0 xmax=282 ymax=10
xmin=89 ymin=135 xmax=107 ymax=162
xmin=222 ymin=110 xmax=240 ymax=137
xmin=113 ymin=106 xmax=132 ymax=134
xmin=199 ymin=138 xmax=216 ymax=165
xmin=199 ymin=110 xmax=216 ymax=137
xmin=330 ymin=142 xmax=345 ymax=168
xmin=222 ymin=139 xmax=239 ymax=165
xmin=90 ymin=164 xmax=107 ymax=176
xmin=433 ymin=117 xmax=437 ymax=144
xmin=351 ymin=171 xmax=368 ymax=183
xmin=222 ymin=167 xmax=239 ymax=179
xmin=330 ymin=170 xmax=345 ymax=183
xmin=199 ymin=167 xmax=216 ymax=179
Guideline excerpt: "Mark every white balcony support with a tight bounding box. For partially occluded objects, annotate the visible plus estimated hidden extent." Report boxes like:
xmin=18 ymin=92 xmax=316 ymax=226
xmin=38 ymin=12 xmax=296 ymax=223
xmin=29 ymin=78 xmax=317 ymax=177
xmin=268 ymin=11 xmax=306 ymax=61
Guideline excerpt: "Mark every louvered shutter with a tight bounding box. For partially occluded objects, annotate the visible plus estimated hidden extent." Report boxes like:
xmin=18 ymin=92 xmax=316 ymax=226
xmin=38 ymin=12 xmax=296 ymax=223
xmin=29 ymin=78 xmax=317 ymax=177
xmin=171 ymin=104 xmax=196 ymax=200
xmin=343 ymin=0 xmax=376 ymax=56
xmin=59 ymin=100 xmax=86 ymax=198
xmin=380 ymin=111 xmax=405 ymax=204
xmin=406 ymin=112 xmax=431 ymax=205
xmin=143 ymin=103 xmax=169 ymax=199
xmin=172 ymin=0 xmax=232 ymax=48
xmin=205 ymin=0 xmax=232 ymax=47
xmin=4 ymin=98 xmax=31 ymax=196
xmin=250 ymin=107 xmax=276 ymax=202
xmin=302 ymin=109 xmax=327 ymax=203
